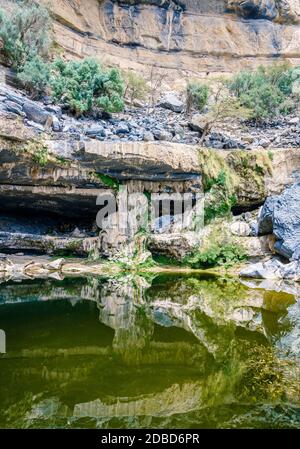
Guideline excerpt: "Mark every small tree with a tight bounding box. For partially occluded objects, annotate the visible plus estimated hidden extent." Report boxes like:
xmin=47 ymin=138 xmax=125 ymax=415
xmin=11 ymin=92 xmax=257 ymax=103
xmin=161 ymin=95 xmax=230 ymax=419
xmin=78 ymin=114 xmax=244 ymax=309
xmin=124 ymin=70 xmax=148 ymax=106
xmin=198 ymin=80 xmax=252 ymax=143
xmin=17 ymin=55 xmax=51 ymax=99
xmin=146 ymin=64 xmax=167 ymax=113
xmin=50 ymin=58 xmax=125 ymax=116
xmin=0 ymin=1 xmax=52 ymax=69
xmin=186 ymin=81 xmax=209 ymax=114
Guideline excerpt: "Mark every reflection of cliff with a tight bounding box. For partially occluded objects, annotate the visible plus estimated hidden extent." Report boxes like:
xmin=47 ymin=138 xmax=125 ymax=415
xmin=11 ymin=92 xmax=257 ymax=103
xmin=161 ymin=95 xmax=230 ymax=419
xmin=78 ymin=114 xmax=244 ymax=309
xmin=0 ymin=274 xmax=297 ymax=359
xmin=145 ymin=276 xmax=297 ymax=360
xmin=42 ymin=0 xmax=300 ymax=84
xmin=73 ymin=374 xmax=238 ymax=419
xmin=0 ymin=274 xmax=299 ymax=428
xmin=97 ymin=276 xmax=154 ymax=354
xmin=95 ymin=274 xmax=272 ymax=360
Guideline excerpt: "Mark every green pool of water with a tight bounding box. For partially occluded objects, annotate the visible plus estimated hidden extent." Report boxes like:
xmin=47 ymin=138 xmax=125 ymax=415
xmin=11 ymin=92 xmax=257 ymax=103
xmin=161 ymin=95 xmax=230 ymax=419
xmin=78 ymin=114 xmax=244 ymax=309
xmin=0 ymin=274 xmax=299 ymax=429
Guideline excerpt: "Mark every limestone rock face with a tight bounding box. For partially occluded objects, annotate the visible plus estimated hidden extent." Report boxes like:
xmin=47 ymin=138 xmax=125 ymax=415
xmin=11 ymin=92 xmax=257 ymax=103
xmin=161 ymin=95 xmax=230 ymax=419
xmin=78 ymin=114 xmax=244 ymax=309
xmin=67 ymin=140 xmax=201 ymax=181
xmin=148 ymin=232 xmax=200 ymax=259
xmin=41 ymin=0 xmax=300 ymax=86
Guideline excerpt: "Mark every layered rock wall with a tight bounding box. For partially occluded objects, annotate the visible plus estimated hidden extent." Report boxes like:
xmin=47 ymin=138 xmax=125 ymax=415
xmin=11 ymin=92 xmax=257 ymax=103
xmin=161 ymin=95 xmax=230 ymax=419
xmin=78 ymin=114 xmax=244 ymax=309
xmin=43 ymin=0 xmax=300 ymax=87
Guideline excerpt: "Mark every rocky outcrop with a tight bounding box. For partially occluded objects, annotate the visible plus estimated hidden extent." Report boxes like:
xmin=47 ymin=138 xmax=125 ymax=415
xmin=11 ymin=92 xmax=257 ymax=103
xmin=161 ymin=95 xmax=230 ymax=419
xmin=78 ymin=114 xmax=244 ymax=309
xmin=38 ymin=0 xmax=300 ymax=87
xmin=258 ymin=183 xmax=300 ymax=259
xmin=240 ymin=182 xmax=300 ymax=280
xmin=240 ymin=257 xmax=300 ymax=280
xmin=3 ymin=85 xmax=300 ymax=261
xmin=0 ymin=233 xmax=99 ymax=257
xmin=61 ymin=140 xmax=200 ymax=181
xmin=2 ymin=115 xmax=300 ymax=259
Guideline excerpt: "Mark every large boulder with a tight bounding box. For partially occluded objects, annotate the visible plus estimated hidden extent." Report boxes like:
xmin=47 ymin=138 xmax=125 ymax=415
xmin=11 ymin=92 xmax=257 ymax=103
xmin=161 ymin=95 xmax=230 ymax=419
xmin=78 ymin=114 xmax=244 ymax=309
xmin=159 ymin=93 xmax=184 ymax=113
xmin=258 ymin=183 xmax=300 ymax=259
xmin=240 ymin=257 xmax=300 ymax=281
xmin=188 ymin=113 xmax=209 ymax=133
xmin=257 ymin=196 xmax=278 ymax=235
xmin=148 ymin=232 xmax=200 ymax=260
xmin=23 ymin=100 xmax=53 ymax=126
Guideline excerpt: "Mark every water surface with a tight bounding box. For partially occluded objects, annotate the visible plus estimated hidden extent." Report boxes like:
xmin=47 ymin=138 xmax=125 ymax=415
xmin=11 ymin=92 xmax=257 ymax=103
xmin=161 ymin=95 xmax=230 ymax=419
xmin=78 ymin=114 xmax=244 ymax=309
xmin=0 ymin=274 xmax=299 ymax=429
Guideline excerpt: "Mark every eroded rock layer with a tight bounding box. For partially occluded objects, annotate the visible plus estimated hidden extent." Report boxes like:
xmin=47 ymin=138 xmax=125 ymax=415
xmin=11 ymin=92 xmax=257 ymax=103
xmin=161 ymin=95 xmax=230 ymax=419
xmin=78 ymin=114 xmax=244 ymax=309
xmin=43 ymin=0 xmax=300 ymax=85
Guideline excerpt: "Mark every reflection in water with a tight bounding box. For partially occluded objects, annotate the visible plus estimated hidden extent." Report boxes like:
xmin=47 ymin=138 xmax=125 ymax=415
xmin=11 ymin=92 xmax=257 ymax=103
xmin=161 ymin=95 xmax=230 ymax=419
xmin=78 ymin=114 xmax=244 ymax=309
xmin=0 ymin=274 xmax=299 ymax=429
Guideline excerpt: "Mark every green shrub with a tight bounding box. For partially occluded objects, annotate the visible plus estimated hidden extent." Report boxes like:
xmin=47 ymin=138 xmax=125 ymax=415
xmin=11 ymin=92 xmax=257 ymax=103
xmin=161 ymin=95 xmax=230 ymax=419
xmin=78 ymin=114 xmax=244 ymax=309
xmin=124 ymin=70 xmax=148 ymax=105
xmin=50 ymin=58 xmax=125 ymax=116
xmin=0 ymin=1 xmax=52 ymax=69
xmin=186 ymin=81 xmax=209 ymax=113
xmin=17 ymin=55 xmax=51 ymax=98
xmin=204 ymin=194 xmax=237 ymax=224
xmin=25 ymin=138 xmax=49 ymax=166
xmin=203 ymin=169 xmax=227 ymax=192
xmin=229 ymin=64 xmax=300 ymax=121
xmin=185 ymin=243 xmax=247 ymax=269
xmin=200 ymin=161 xmax=237 ymax=224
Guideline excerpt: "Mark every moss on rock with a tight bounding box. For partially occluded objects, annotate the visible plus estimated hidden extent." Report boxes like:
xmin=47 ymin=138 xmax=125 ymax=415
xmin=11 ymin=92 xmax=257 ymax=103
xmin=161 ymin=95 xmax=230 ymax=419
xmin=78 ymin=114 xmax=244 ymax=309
xmin=198 ymin=148 xmax=273 ymax=223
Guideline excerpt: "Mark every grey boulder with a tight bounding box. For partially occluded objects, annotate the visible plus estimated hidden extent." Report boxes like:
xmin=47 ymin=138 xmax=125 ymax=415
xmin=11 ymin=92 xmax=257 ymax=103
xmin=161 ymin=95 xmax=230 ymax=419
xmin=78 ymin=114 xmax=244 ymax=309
xmin=159 ymin=93 xmax=184 ymax=113
xmin=258 ymin=183 xmax=300 ymax=260
xmin=188 ymin=113 xmax=209 ymax=133
xmin=240 ymin=258 xmax=300 ymax=281
xmin=143 ymin=131 xmax=155 ymax=141
xmin=23 ymin=100 xmax=53 ymax=126
xmin=257 ymin=196 xmax=278 ymax=235
xmin=85 ymin=125 xmax=105 ymax=137
xmin=4 ymin=100 xmax=24 ymax=116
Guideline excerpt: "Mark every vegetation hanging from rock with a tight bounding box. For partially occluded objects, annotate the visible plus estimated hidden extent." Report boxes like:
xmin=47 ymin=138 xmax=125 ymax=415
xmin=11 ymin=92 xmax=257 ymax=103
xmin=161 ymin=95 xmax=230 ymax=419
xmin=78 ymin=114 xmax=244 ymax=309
xmin=198 ymin=148 xmax=273 ymax=223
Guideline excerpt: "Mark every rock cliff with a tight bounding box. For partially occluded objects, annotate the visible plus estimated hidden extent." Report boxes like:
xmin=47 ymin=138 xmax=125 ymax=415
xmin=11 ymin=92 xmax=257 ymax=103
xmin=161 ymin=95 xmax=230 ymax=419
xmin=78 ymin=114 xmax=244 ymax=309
xmin=43 ymin=0 xmax=300 ymax=86
xmin=1 ymin=101 xmax=300 ymax=261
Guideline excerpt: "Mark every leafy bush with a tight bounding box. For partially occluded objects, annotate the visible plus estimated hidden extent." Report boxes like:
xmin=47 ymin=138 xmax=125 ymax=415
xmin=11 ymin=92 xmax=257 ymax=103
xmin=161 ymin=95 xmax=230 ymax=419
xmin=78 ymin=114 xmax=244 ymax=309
xmin=17 ymin=56 xmax=126 ymax=115
xmin=50 ymin=58 xmax=125 ymax=116
xmin=229 ymin=64 xmax=300 ymax=121
xmin=124 ymin=70 xmax=148 ymax=105
xmin=185 ymin=243 xmax=247 ymax=269
xmin=17 ymin=55 xmax=51 ymax=98
xmin=0 ymin=1 xmax=52 ymax=69
xmin=186 ymin=81 xmax=209 ymax=113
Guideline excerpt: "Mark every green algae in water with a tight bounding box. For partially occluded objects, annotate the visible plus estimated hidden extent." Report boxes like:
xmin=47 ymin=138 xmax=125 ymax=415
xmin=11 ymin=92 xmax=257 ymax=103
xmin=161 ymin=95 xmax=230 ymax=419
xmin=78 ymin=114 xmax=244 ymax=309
xmin=0 ymin=275 xmax=299 ymax=429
